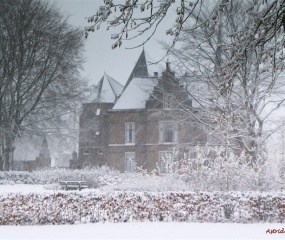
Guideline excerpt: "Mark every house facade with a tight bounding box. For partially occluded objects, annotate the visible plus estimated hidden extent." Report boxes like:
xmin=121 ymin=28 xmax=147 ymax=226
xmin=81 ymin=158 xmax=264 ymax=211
xmin=73 ymin=49 xmax=208 ymax=172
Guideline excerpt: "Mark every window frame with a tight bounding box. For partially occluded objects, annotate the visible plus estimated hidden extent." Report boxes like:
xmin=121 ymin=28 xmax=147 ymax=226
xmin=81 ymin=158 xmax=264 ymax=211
xmin=82 ymin=149 xmax=90 ymax=155
xmin=159 ymin=121 xmax=178 ymax=143
xmin=125 ymin=152 xmax=136 ymax=172
xmin=125 ymin=122 xmax=135 ymax=145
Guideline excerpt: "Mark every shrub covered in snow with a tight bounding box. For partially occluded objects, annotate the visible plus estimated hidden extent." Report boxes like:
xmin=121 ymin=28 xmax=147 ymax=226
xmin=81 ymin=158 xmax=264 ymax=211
xmin=0 ymin=146 xmax=280 ymax=192
xmin=0 ymin=166 xmax=119 ymax=187
xmin=176 ymin=147 xmax=276 ymax=192
xmin=1 ymin=191 xmax=285 ymax=225
xmin=0 ymin=171 xmax=40 ymax=185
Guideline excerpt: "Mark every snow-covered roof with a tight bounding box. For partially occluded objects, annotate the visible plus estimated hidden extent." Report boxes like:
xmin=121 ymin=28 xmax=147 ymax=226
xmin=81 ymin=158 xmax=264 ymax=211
xmin=112 ymin=49 xmax=163 ymax=110
xmin=112 ymin=77 xmax=157 ymax=110
xmin=92 ymin=73 xmax=124 ymax=103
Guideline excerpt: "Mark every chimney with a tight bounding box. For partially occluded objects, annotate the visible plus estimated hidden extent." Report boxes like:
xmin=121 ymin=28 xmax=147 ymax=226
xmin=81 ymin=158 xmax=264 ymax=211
xmin=162 ymin=59 xmax=175 ymax=79
xmin=166 ymin=60 xmax=171 ymax=72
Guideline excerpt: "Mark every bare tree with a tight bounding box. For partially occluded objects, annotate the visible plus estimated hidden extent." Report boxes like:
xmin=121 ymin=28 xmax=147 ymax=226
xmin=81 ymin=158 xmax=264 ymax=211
xmin=86 ymin=0 xmax=285 ymax=160
xmin=165 ymin=0 xmax=285 ymax=159
xmin=0 ymin=0 xmax=87 ymax=171
xmin=85 ymin=0 xmax=285 ymax=52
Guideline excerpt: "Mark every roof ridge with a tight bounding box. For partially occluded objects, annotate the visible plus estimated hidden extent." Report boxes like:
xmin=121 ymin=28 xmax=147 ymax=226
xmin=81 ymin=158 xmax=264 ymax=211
xmin=91 ymin=73 xmax=124 ymax=103
xmin=105 ymin=73 xmax=123 ymax=95
xmin=93 ymin=75 xmax=104 ymax=102
xmin=104 ymin=73 xmax=117 ymax=97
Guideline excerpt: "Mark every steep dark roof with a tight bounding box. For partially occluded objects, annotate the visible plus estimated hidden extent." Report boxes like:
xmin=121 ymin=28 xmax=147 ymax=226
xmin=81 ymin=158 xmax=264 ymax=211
xmin=123 ymin=48 xmax=149 ymax=91
xmin=92 ymin=73 xmax=124 ymax=103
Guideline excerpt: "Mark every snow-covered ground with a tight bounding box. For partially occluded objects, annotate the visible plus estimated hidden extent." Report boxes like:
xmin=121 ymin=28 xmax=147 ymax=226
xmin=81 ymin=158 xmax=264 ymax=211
xmin=1 ymin=222 xmax=284 ymax=239
xmin=0 ymin=184 xmax=56 ymax=194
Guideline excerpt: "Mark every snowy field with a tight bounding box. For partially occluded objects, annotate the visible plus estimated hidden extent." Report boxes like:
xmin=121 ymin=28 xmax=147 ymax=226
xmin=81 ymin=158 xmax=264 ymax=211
xmin=0 ymin=184 xmax=55 ymax=194
xmin=1 ymin=221 xmax=284 ymax=239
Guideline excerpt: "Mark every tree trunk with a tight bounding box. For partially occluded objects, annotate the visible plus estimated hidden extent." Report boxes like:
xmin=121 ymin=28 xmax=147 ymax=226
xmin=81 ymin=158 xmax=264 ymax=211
xmin=0 ymin=131 xmax=15 ymax=171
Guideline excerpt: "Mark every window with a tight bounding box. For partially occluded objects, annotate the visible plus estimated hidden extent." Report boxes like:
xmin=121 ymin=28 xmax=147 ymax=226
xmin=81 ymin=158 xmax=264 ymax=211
xmin=125 ymin=152 xmax=135 ymax=172
xmin=83 ymin=162 xmax=91 ymax=168
xmin=82 ymin=149 xmax=90 ymax=155
xmin=159 ymin=121 xmax=178 ymax=143
xmin=159 ymin=151 xmax=178 ymax=173
xmin=125 ymin=122 xmax=135 ymax=144
xmin=96 ymin=108 xmax=101 ymax=116
xmin=163 ymin=94 xmax=175 ymax=109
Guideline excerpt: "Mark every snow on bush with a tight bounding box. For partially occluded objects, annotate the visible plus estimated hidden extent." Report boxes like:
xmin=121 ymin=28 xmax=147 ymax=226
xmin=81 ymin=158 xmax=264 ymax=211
xmin=0 ymin=166 xmax=119 ymax=187
xmin=1 ymin=191 xmax=285 ymax=225
xmin=0 ymin=169 xmax=188 ymax=192
xmin=176 ymin=146 xmax=278 ymax=191
xmin=0 ymin=146 xmax=280 ymax=192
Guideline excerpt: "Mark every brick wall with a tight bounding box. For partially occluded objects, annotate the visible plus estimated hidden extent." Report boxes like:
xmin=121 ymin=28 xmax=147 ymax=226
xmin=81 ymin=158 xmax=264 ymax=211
xmin=77 ymin=102 xmax=114 ymax=168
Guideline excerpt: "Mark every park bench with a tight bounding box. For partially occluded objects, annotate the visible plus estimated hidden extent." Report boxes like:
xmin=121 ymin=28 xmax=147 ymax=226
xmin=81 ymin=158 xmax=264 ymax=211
xmin=59 ymin=180 xmax=89 ymax=191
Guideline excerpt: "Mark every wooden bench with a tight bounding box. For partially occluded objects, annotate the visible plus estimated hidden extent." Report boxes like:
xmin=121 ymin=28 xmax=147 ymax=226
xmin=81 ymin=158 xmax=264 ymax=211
xmin=60 ymin=181 xmax=89 ymax=191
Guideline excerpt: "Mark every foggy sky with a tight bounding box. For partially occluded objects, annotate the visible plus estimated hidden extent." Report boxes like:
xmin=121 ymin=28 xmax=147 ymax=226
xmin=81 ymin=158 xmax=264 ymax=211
xmin=51 ymin=0 xmax=175 ymax=86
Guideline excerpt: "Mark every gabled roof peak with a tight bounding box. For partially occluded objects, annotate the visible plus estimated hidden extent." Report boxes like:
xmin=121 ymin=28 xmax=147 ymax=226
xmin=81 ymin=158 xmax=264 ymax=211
xmin=92 ymin=73 xmax=123 ymax=103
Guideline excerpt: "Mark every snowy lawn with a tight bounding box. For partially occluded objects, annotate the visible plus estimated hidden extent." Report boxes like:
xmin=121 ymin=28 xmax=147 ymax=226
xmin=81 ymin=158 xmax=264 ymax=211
xmin=0 ymin=184 xmax=55 ymax=194
xmin=1 ymin=222 xmax=284 ymax=239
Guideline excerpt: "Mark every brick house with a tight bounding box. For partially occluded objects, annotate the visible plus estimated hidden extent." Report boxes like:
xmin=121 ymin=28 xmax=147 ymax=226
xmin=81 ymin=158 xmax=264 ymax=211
xmin=73 ymin=49 xmax=208 ymax=172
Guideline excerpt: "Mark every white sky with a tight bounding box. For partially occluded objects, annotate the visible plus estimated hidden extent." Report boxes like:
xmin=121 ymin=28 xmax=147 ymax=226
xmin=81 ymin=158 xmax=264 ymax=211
xmin=51 ymin=0 xmax=175 ymax=86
